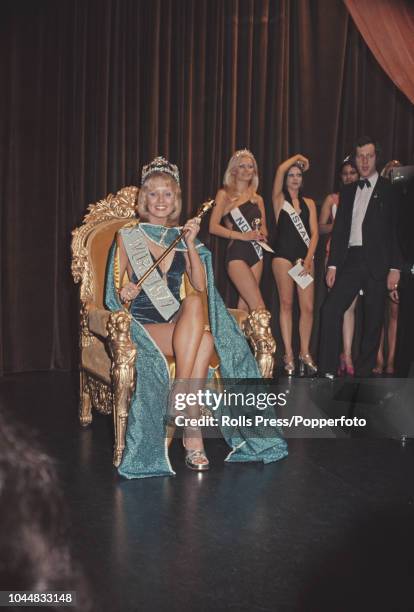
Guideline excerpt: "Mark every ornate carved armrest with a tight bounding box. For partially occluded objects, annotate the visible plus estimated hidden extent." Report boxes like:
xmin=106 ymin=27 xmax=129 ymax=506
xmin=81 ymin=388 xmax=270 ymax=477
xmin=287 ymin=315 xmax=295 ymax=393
xmin=87 ymin=304 xmax=111 ymax=339
xmin=228 ymin=307 xmax=276 ymax=378
xmin=106 ymin=310 xmax=137 ymax=467
xmin=241 ymin=308 xmax=276 ymax=379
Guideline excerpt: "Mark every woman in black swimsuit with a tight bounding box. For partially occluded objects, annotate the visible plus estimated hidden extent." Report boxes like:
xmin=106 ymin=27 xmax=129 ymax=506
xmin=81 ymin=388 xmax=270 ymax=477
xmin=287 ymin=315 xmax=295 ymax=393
xmin=272 ymin=154 xmax=319 ymax=375
xmin=209 ymin=150 xmax=269 ymax=312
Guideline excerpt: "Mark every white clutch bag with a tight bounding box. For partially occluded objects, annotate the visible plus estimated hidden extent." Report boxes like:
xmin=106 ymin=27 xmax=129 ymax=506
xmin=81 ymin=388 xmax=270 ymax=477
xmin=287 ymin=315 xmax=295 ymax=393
xmin=287 ymin=261 xmax=314 ymax=289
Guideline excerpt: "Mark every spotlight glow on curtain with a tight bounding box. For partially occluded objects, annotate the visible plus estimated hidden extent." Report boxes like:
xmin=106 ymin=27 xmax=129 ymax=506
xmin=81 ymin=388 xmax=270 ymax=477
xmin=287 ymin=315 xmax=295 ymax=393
xmin=344 ymin=0 xmax=414 ymax=104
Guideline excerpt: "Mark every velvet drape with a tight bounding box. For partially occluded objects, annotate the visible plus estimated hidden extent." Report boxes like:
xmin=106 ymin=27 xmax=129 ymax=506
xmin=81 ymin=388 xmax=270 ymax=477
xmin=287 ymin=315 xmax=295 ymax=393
xmin=1 ymin=0 xmax=413 ymax=373
xmin=345 ymin=0 xmax=414 ymax=105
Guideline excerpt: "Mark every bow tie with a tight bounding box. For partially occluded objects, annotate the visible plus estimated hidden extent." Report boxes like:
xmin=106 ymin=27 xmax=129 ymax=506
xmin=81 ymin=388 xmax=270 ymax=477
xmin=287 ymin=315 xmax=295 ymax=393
xmin=358 ymin=178 xmax=371 ymax=189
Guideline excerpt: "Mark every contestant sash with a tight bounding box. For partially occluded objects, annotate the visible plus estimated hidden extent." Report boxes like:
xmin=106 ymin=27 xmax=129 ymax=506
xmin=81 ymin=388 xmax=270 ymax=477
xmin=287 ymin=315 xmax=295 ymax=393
xmin=282 ymin=201 xmax=311 ymax=248
xmin=120 ymin=226 xmax=180 ymax=321
xmin=229 ymin=207 xmax=263 ymax=259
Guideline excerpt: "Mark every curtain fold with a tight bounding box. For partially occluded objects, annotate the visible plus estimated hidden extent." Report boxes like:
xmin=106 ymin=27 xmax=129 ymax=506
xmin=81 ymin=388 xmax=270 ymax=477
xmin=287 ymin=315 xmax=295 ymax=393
xmin=1 ymin=0 xmax=413 ymax=373
xmin=344 ymin=0 xmax=414 ymax=104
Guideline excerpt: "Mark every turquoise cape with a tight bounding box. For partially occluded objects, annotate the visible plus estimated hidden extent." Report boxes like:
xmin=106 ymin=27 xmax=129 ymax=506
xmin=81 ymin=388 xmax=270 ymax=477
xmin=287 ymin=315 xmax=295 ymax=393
xmin=105 ymin=222 xmax=288 ymax=478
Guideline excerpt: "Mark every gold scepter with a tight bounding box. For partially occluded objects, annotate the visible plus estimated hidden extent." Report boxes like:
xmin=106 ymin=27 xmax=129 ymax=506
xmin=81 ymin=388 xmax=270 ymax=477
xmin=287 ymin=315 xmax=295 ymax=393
xmin=132 ymin=199 xmax=215 ymax=291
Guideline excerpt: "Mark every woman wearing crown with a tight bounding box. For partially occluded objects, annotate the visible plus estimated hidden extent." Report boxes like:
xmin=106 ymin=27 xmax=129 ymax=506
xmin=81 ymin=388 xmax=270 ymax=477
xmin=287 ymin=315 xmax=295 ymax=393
xmin=105 ymin=156 xmax=288 ymax=479
xmin=209 ymin=150 xmax=269 ymax=313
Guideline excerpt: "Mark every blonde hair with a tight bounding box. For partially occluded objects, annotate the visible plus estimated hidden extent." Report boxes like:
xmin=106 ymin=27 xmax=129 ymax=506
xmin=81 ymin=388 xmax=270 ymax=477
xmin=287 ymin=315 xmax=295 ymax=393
xmin=223 ymin=150 xmax=259 ymax=194
xmin=136 ymin=172 xmax=182 ymax=225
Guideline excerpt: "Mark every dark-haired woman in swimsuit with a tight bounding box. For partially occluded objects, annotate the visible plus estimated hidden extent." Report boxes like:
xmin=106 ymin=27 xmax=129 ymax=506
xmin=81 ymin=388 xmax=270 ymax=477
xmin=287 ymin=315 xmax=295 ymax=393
xmin=272 ymin=154 xmax=319 ymax=376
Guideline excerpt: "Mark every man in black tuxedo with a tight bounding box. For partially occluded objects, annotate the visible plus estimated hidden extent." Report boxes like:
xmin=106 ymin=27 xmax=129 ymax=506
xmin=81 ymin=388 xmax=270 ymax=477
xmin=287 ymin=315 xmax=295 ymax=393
xmin=319 ymin=136 xmax=402 ymax=377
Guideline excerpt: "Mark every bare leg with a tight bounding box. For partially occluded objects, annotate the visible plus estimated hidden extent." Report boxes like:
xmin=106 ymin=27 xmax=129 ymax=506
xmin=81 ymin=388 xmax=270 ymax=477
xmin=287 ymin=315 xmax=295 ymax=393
xmin=374 ymin=328 xmax=385 ymax=374
xmin=189 ymin=331 xmax=215 ymax=379
xmin=144 ymin=295 xmax=213 ymax=464
xmin=272 ymin=258 xmax=295 ymax=359
xmin=236 ymin=260 xmax=264 ymax=310
xmin=227 ymin=259 xmax=265 ymax=312
xmin=146 ymin=294 xmax=205 ymax=376
xmin=386 ymin=300 xmax=399 ymax=374
xmin=342 ymin=295 xmax=357 ymax=367
xmin=296 ymin=261 xmax=315 ymax=356
xmin=184 ymin=331 xmax=215 ymax=454
xmin=181 ymin=331 xmax=215 ymax=463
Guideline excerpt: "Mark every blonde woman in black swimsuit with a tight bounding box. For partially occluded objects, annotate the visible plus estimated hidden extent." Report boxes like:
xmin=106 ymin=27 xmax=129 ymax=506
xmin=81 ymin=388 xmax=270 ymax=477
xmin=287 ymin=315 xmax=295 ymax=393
xmin=272 ymin=154 xmax=319 ymax=375
xmin=209 ymin=150 xmax=269 ymax=312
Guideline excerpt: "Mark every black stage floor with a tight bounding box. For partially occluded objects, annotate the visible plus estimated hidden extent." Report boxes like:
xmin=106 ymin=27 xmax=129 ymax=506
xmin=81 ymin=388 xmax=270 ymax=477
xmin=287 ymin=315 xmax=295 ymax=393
xmin=1 ymin=372 xmax=414 ymax=612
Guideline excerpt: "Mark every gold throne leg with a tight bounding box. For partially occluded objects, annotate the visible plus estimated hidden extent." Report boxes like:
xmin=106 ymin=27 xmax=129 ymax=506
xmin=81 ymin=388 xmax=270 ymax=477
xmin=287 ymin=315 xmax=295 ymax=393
xmin=79 ymin=370 xmax=93 ymax=426
xmin=107 ymin=311 xmax=137 ymax=468
xmin=112 ymin=400 xmax=129 ymax=468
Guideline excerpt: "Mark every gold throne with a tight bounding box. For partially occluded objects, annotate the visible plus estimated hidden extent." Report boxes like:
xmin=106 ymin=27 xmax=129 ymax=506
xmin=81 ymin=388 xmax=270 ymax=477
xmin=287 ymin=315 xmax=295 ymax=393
xmin=71 ymin=186 xmax=141 ymax=466
xmin=71 ymin=186 xmax=259 ymax=468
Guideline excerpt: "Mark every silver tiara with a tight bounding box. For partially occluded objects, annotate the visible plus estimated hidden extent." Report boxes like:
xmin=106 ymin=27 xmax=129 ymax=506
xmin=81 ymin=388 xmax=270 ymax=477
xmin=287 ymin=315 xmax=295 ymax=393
xmin=234 ymin=148 xmax=254 ymax=159
xmin=141 ymin=156 xmax=180 ymax=185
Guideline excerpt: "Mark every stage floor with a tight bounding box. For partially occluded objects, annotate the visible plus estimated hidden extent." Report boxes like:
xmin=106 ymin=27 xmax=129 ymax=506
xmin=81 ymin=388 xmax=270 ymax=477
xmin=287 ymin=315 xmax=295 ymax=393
xmin=1 ymin=372 xmax=414 ymax=611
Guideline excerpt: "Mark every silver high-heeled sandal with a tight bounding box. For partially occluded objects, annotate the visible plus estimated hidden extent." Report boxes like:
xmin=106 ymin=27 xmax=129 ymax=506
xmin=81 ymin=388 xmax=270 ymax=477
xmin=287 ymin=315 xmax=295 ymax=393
xmin=184 ymin=448 xmax=210 ymax=471
xmin=283 ymin=354 xmax=295 ymax=376
xmin=298 ymin=353 xmax=318 ymax=376
xmin=183 ymin=428 xmax=210 ymax=471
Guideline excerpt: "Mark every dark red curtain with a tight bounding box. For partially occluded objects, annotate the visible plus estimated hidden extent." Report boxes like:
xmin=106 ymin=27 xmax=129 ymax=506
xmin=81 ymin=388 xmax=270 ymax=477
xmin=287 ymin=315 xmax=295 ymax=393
xmin=345 ymin=0 xmax=414 ymax=104
xmin=1 ymin=0 xmax=413 ymax=373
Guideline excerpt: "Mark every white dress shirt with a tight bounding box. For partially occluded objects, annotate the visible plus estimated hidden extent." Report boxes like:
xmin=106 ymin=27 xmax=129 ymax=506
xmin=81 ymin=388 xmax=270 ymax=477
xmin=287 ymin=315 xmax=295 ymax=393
xmin=348 ymin=171 xmax=378 ymax=246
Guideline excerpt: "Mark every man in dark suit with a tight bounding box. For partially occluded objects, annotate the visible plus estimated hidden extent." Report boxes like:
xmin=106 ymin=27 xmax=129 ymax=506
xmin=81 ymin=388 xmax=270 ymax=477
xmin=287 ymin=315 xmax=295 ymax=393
xmin=319 ymin=136 xmax=402 ymax=377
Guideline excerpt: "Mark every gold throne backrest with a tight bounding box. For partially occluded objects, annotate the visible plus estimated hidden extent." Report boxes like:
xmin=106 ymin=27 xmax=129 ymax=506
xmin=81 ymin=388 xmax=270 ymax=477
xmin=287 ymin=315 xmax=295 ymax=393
xmin=89 ymin=220 xmax=128 ymax=307
xmin=71 ymin=186 xmax=139 ymax=308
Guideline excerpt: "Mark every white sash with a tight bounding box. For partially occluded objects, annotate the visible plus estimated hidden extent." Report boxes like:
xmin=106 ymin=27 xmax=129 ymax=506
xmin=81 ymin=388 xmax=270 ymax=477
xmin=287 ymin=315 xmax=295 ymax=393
xmin=120 ymin=226 xmax=180 ymax=321
xmin=282 ymin=201 xmax=311 ymax=247
xmin=229 ymin=207 xmax=263 ymax=259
